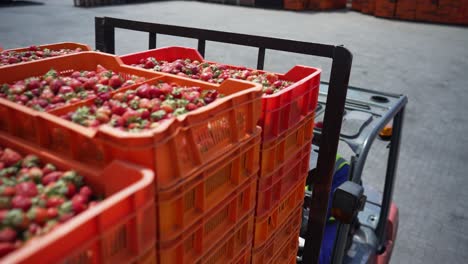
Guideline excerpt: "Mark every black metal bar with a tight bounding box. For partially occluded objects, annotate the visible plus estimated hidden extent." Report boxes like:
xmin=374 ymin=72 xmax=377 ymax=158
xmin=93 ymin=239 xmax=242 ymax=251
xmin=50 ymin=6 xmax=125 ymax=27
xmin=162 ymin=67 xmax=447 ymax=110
xmin=303 ymin=46 xmax=353 ymax=264
xmin=95 ymin=17 xmax=106 ymax=52
xmin=198 ymin=39 xmax=206 ymax=57
xmin=257 ymin=47 xmax=265 ymax=70
xmin=375 ymin=106 xmax=405 ymax=250
xmin=100 ymin=17 xmax=335 ymax=58
xmin=149 ymin=32 xmax=157 ymax=50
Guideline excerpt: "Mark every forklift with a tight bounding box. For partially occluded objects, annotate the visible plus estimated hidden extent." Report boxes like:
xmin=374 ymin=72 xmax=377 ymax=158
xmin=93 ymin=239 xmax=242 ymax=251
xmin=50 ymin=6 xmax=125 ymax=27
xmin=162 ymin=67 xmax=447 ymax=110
xmin=298 ymin=83 xmax=406 ymax=264
xmin=94 ymin=16 xmax=408 ymax=263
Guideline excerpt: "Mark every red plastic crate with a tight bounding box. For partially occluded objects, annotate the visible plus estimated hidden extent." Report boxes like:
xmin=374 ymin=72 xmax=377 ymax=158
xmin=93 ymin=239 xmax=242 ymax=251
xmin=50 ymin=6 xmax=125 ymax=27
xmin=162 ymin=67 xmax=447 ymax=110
xmin=251 ymin=205 xmax=301 ymax=263
xmin=38 ymin=75 xmax=261 ymax=190
xmin=284 ymin=0 xmax=307 ymax=10
xmin=0 ymin=52 xmax=161 ymax=144
xmin=306 ymin=0 xmax=347 ymax=10
xmin=0 ymin=133 xmax=156 ymax=264
xmin=257 ymin=143 xmax=311 ymax=216
xmin=361 ymin=0 xmax=376 ymax=14
xmin=396 ymin=0 xmax=417 ymax=20
xmin=260 ymin=114 xmax=314 ymax=179
xmin=120 ymin=46 xmax=321 ymax=143
xmin=157 ymin=129 xmax=260 ymax=241
xmin=0 ymin=42 xmax=92 ymax=67
xmin=253 ymin=177 xmax=306 ymax=247
xmin=375 ymin=0 xmax=396 ymax=18
xmin=157 ymin=180 xmax=256 ymax=263
xmin=352 ymin=0 xmax=362 ymax=10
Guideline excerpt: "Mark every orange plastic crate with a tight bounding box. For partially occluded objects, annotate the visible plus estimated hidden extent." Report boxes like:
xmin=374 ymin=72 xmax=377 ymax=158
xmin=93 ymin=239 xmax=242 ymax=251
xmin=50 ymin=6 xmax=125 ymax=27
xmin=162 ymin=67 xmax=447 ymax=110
xmin=39 ymin=75 xmax=261 ymax=190
xmin=0 ymin=42 xmax=92 ymax=67
xmin=257 ymin=143 xmax=310 ymax=216
xmin=198 ymin=220 xmax=254 ymax=264
xmin=252 ymin=205 xmax=301 ymax=263
xmin=120 ymin=46 xmax=321 ymax=143
xmin=0 ymin=52 xmax=161 ymax=144
xmin=0 ymin=133 xmax=156 ymax=264
xmin=157 ymin=129 xmax=260 ymax=241
xmin=270 ymin=235 xmax=300 ymax=264
xmin=260 ymin=114 xmax=314 ymax=179
xmin=253 ymin=177 xmax=306 ymax=247
xmin=396 ymin=0 xmax=417 ymax=20
xmin=158 ymin=180 xmax=256 ymax=263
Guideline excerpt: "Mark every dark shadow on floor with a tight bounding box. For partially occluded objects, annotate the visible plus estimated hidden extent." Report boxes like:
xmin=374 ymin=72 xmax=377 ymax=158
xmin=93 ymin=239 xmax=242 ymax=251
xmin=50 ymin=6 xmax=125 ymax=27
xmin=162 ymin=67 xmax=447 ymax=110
xmin=0 ymin=0 xmax=44 ymax=7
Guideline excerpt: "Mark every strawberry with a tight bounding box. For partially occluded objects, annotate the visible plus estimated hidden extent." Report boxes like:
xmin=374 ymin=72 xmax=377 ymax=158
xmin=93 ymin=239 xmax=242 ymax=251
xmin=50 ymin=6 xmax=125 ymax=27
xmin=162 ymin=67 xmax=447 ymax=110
xmin=109 ymin=75 xmax=123 ymax=88
xmin=28 ymin=167 xmax=43 ymax=183
xmin=0 ymin=148 xmax=22 ymax=167
xmin=42 ymin=163 xmax=56 ymax=175
xmin=15 ymin=182 xmax=38 ymax=197
xmin=71 ymin=195 xmax=87 ymax=214
xmin=58 ymin=212 xmax=74 ymax=223
xmin=47 ymin=207 xmax=58 ymax=219
xmin=79 ymin=186 xmax=92 ymax=198
xmin=46 ymin=196 xmax=64 ymax=208
xmin=3 ymin=209 xmax=29 ymax=229
xmin=0 ymin=186 xmax=15 ymax=197
xmin=0 ymin=228 xmax=17 ymax=242
xmin=27 ymin=207 xmax=49 ymax=224
xmin=42 ymin=171 xmax=62 ymax=185
xmin=12 ymin=196 xmax=32 ymax=211
xmin=66 ymin=183 xmax=76 ymax=198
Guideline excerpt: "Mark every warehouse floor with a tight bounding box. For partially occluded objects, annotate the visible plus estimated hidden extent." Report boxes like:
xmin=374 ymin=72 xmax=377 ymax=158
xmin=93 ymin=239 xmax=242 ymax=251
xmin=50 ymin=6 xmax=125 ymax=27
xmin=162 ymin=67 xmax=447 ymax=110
xmin=1 ymin=1 xmax=468 ymax=263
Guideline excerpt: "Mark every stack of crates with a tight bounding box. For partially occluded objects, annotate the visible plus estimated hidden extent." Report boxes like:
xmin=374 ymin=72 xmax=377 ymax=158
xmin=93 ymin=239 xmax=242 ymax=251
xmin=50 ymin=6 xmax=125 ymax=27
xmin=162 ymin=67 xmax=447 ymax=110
xmin=119 ymin=46 xmax=321 ymax=263
xmin=0 ymin=44 xmax=160 ymax=263
xmin=306 ymin=0 xmax=347 ymax=10
xmin=0 ymin=45 xmax=266 ymax=263
xmin=352 ymin=0 xmax=468 ymax=25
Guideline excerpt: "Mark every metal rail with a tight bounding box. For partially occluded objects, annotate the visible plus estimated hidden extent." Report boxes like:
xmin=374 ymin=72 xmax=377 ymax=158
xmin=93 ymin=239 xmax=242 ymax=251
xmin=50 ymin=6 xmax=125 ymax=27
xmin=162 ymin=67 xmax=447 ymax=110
xmin=95 ymin=16 xmax=352 ymax=263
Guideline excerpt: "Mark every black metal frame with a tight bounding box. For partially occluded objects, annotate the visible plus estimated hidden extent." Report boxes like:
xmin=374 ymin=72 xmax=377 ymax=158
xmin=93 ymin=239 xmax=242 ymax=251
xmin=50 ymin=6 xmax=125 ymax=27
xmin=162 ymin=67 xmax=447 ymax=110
xmin=95 ymin=16 xmax=353 ymax=263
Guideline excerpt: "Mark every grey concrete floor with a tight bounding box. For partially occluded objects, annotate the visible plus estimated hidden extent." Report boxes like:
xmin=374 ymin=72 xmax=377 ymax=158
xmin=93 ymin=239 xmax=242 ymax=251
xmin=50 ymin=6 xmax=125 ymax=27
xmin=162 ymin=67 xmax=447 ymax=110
xmin=1 ymin=1 xmax=468 ymax=263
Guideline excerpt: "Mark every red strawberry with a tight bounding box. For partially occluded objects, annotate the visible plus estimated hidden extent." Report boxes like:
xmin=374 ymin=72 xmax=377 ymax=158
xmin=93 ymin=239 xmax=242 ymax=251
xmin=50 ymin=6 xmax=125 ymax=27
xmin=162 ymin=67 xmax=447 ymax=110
xmin=42 ymin=171 xmax=63 ymax=185
xmin=42 ymin=163 xmax=56 ymax=175
xmin=58 ymin=212 xmax=74 ymax=223
xmin=71 ymin=195 xmax=88 ymax=214
xmin=79 ymin=186 xmax=93 ymax=198
xmin=47 ymin=207 xmax=58 ymax=219
xmin=66 ymin=183 xmax=76 ymax=198
xmin=28 ymin=167 xmax=43 ymax=182
xmin=0 ymin=228 xmax=17 ymax=243
xmin=0 ymin=148 xmax=22 ymax=167
xmin=12 ymin=196 xmax=32 ymax=211
xmin=0 ymin=210 xmax=8 ymax=222
xmin=46 ymin=197 xmax=64 ymax=208
xmin=0 ymin=186 xmax=15 ymax=197
xmin=0 ymin=197 xmax=11 ymax=210
xmin=27 ymin=207 xmax=49 ymax=224
xmin=3 ymin=209 xmax=29 ymax=229
xmin=0 ymin=242 xmax=16 ymax=258
xmin=0 ymin=162 xmax=4 ymax=170
xmin=15 ymin=182 xmax=38 ymax=197
xmin=109 ymin=75 xmax=123 ymax=88
xmin=185 ymin=103 xmax=198 ymax=111
xmin=71 ymin=71 xmax=81 ymax=78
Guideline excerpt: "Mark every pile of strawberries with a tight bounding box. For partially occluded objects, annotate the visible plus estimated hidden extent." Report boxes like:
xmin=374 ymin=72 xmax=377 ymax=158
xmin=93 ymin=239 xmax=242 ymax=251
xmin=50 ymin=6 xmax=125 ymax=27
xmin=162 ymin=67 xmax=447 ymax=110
xmin=0 ymin=146 xmax=99 ymax=257
xmin=0 ymin=65 xmax=146 ymax=112
xmin=133 ymin=57 xmax=294 ymax=94
xmin=61 ymin=82 xmax=222 ymax=132
xmin=0 ymin=46 xmax=83 ymax=66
